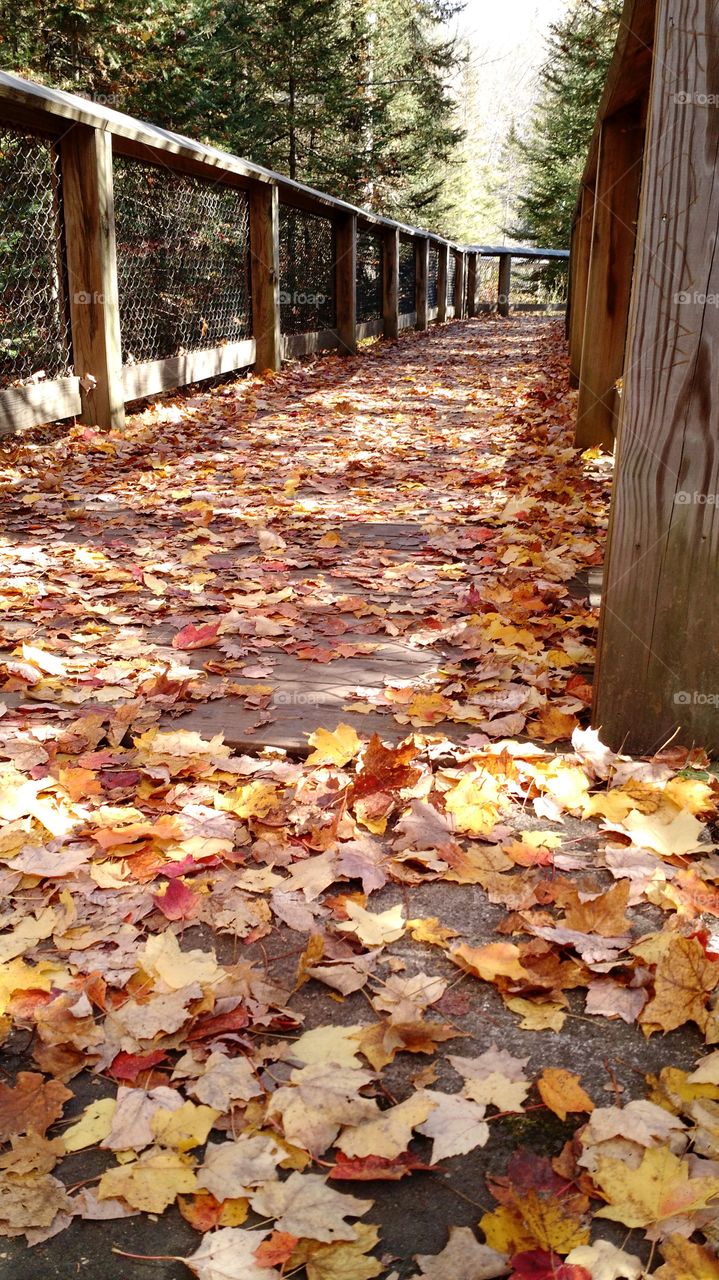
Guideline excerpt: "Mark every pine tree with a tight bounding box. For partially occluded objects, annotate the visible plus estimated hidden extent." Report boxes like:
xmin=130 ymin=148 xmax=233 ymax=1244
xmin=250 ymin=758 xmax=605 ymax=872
xmin=510 ymin=0 xmax=622 ymax=250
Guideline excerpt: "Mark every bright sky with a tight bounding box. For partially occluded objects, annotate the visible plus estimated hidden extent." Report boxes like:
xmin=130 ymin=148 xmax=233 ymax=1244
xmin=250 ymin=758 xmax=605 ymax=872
xmin=450 ymin=0 xmax=566 ymax=120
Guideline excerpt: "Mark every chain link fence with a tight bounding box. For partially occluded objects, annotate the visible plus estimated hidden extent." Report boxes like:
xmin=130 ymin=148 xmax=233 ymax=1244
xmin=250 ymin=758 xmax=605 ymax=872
xmin=447 ymin=253 xmax=457 ymax=309
xmin=428 ymin=246 xmax=439 ymax=309
xmin=509 ymin=258 xmax=569 ymax=311
xmin=356 ymin=229 xmax=382 ymax=323
xmin=279 ymin=205 xmax=336 ymax=334
xmin=398 ymin=238 xmax=415 ymax=315
xmin=113 ymin=157 xmax=251 ymax=365
xmin=476 ymin=257 xmax=500 ymax=311
xmin=0 ymin=127 xmax=72 ymax=388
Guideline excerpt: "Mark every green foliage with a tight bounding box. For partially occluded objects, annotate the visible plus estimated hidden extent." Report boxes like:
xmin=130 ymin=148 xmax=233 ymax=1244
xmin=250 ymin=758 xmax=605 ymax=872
xmin=0 ymin=0 xmax=466 ymax=228
xmin=511 ymin=0 xmax=623 ymax=250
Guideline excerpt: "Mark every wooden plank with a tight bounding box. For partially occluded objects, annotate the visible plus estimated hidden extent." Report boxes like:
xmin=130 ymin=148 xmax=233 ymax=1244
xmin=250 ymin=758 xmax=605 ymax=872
xmin=594 ymin=0 xmax=719 ymax=753
xmin=397 ymin=312 xmax=417 ymax=331
xmin=466 ymin=252 xmax=478 ymax=318
xmin=581 ymin=0 xmax=656 ymax=186
xmin=61 ymin=124 xmax=124 ymax=430
xmin=335 ymin=211 xmax=357 ymax=355
xmin=576 ymin=102 xmax=645 ymax=449
xmin=454 ymin=252 xmax=467 ymax=319
xmin=122 ymin=341 xmax=256 ymax=401
xmin=437 ymin=243 xmax=449 ymax=323
xmin=356 ymin=319 xmax=384 ymax=341
xmin=0 ymin=377 xmax=81 ymax=435
xmin=568 ymin=185 xmax=595 ymax=388
xmin=382 ymin=227 xmax=399 ymax=339
xmin=415 ymin=236 xmax=429 ymax=330
xmin=281 ymin=330 xmax=340 ymax=359
xmin=249 ymin=181 xmax=281 ymax=372
xmin=497 ymin=254 xmax=511 ymax=317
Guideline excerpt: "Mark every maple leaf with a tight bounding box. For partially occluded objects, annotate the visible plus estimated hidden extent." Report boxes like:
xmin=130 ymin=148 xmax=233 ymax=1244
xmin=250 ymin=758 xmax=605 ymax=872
xmin=336 ymin=901 xmax=406 ymax=947
xmin=98 ymin=1148 xmax=198 ymax=1213
xmin=640 ymin=934 xmax=719 ymax=1034
xmin=180 ymin=1227 xmax=281 ymax=1279
xmin=349 ymin=735 xmax=421 ymax=802
xmin=536 ymin=1069 xmax=594 ymax=1122
xmin=329 ymin=1151 xmax=434 ymax=1181
xmin=0 ymin=1072 xmax=71 ymax=1141
xmin=306 ymin=723 xmax=362 ymax=766
xmin=416 ymin=1088 xmax=490 ymax=1161
xmin=564 ymin=1241 xmax=644 ymax=1279
xmin=198 ymin=1135 xmax=283 ymax=1199
xmin=654 ymin=1235 xmax=719 ymax=1277
xmin=0 ymin=1171 xmax=72 ymax=1232
xmin=508 ymin=1251 xmax=590 ymax=1280
xmin=415 ymin=1226 xmax=510 ymax=1279
xmin=172 ymin=621 xmax=221 ymax=650
xmin=592 ymin=1146 xmax=719 ymax=1230
xmin=249 ymin=1171 xmax=373 ymax=1243
xmin=268 ymin=1063 xmax=378 ymax=1156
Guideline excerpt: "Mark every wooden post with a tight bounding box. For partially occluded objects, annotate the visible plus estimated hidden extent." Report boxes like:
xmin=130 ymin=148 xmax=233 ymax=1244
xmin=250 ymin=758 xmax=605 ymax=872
xmin=382 ymin=226 xmax=399 ymax=339
xmin=61 ymin=125 xmax=124 ymax=429
xmin=568 ymin=185 xmax=595 ymax=386
xmin=576 ymin=103 xmax=644 ymax=449
xmin=455 ymin=251 xmax=466 ymax=319
xmin=498 ymin=253 xmax=511 ymax=317
xmin=593 ymin=0 xmax=719 ymax=752
xmin=415 ymin=235 xmax=429 ymax=330
xmin=437 ymin=243 xmax=449 ymax=323
xmin=335 ymin=211 xmax=357 ymax=355
xmin=466 ymin=252 xmax=478 ymax=318
xmin=249 ymin=181 xmax=281 ymax=372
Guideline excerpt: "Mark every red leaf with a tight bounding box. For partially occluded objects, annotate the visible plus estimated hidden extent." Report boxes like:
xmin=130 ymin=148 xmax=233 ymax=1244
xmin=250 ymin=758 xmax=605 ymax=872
xmin=510 ymin=1252 xmax=591 ymax=1280
xmin=253 ymin=1232 xmax=299 ymax=1265
xmin=152 ymin=877 xmax=202 ymax=921
xmin=110 ymin=1050 xmax=168 ymax=1082
xmin=171 ymin=621 xmax=221 ymax=650
xmin=187 ymin=1004 xmax=250 ymax=1041
xmin=329 ymin=1151 xmax=435 ymax=1181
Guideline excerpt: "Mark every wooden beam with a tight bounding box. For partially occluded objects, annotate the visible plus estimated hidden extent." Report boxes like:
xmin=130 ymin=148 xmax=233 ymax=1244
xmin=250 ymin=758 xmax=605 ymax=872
xmin=61 ymin=125 xmax=124 ymax=430
xmin=593 ymin=0 xmax=719 ymax=753
xmin=437 ymin=243 xmax=449 ymax=323
xmin=281 ymin=330 xmax=340 ymax=360
xmin=334 ymin=211 xmax=357 ymax=355
xmin=454 ymin=252 xmax=467 ymax=319
xmin=498 ymin=254 xmax=511 ymax=317
xmin=382 ymin=227 xmax=399 ymax=340
xmin=415 ymin=236 xmax=429 ymax=330
xmin=0 ymin=377 xmax=81 ymax=435
xmin=466 ymin=252 xmax=478 ymax=318
xmin=576 ymin=102 xmax=645 ymax=450
xmin=249 ymin=181 xmax=281 ymax=372
xmin=581 ymin=0 xmax=656 ymax=187
xmin=568 ymin=184 xmax=595 ymax=387
xmin=122 ymin=340 xmax=255 ymax=401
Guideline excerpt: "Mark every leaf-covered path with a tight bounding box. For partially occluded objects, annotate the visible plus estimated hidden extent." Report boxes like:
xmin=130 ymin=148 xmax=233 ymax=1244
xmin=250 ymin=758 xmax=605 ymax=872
xmin=0 ymin=317 xmax=718 ymax=1279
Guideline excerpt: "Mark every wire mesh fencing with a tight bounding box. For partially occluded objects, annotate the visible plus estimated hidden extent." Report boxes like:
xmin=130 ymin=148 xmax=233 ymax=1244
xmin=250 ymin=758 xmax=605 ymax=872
xmin=428 ymin=246 xmax=439 ymax=309
xmin=356 ymin=229 xmax=382 ymax=323
xmin=0 ymin=128 xmax=72 ymax=388
xmin=398 ymin=239 xmax=415 ymax=315
xmin=279 ymin=206 xmax=336 ymax=334
xmin=476 ymin=257 xmax=500 ymax=311
xmin=447 ymin=253 xmax=457 ymax=309
xmin=113 ymin=158 xmax=251 ymax=366
xmin=508 ymin=258 xmax=569 ymax=311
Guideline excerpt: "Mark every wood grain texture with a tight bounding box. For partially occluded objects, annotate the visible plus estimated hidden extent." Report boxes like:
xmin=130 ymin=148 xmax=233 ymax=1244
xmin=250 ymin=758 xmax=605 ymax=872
xmin=498 ymin=254 xmax=511 ymax=317
xmin=0 ymin=378 xmax=81 ymax=435
xmin=334 ymin=211 xmax=357 ymax=355
xmin=280 ymin=330 xmax=340 ymax=359
xmin=576 ymin=102 xmax=645 ymax=449
xmin=594 ymin=0 xmax=719 ymax=752
xmin=415 ymin=236 xmax=429 ymax=330
xmin=466 ymin=252 xmax=478 ymax=318
xmin=454 ymin=251 xmax=466 ymax=319
xmin=249 ymin=181 xmax=281 ymax=371
xmin=382 ymin=226 xmax=400 ymax=339
xmin=122 ymin=341 xmax=256 ymax=401
xmin=569 ymin=184 xmax=595 ymax=387
xmin=61 ymin=125 xmax=124 ymax=429
xmin=437 ymin=243 xmax=449 ymax=323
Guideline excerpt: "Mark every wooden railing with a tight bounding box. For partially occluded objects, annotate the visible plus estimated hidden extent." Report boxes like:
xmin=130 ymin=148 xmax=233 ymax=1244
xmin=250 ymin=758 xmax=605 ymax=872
xmin=0 ymin=71 xmax=568 ymax=435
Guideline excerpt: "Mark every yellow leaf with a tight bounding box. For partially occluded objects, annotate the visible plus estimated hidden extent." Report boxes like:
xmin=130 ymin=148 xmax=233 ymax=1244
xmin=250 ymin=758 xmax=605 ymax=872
xmin=537 ymin=1068 xmax=594 ymax=1121
xmin=479 ymin=1204 xmax=536 ymax=1255
xmin=503 ymin=997 xmax=567 ymax=1032
xmin=138 ymin=930 xmax=220 ymax=991
xmin=98 ymin=1149 xmax=198 ymax=1212
xmin=151 ymin=1101 xmax=220 ymax=1151
xmin=336 ymin=902 xmax=405 ymax=948
xmin=306 ymin=724 xmax=362 ymax=767
xmin=63 ymin=1098 xmax=116 ymax=1152
xmin=593 ymin=1146 xmax=719 ymax=1228
xmin=655 ymin=1234 xmax=719 ymax=1278
xmin=216 ymin=781 xmax=281 ymax=820
xmin=450 ymin=941 xmax=529 ymax=983
xmin=520 ymin=1189 xmax=589 ymax=1254
xmin=640 ymin=935 xmax=719 ymax=1034
xmin=305 ymin=1224 xmax=382 ymax=1280
xmin=336 ymin=1093 xmax=436 ymax=1159
xmin=444 ymin=773 xmax=501 ymax=836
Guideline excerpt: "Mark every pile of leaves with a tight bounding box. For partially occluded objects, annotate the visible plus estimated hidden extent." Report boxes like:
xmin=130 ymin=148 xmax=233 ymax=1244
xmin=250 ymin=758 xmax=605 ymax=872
xmin=0 ymin=317 xmax=717 ymax=1278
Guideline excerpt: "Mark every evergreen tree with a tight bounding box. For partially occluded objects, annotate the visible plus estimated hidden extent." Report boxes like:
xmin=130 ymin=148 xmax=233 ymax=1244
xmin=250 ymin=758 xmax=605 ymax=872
xmin=510 ymin=0 xmax=622 ymax=250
